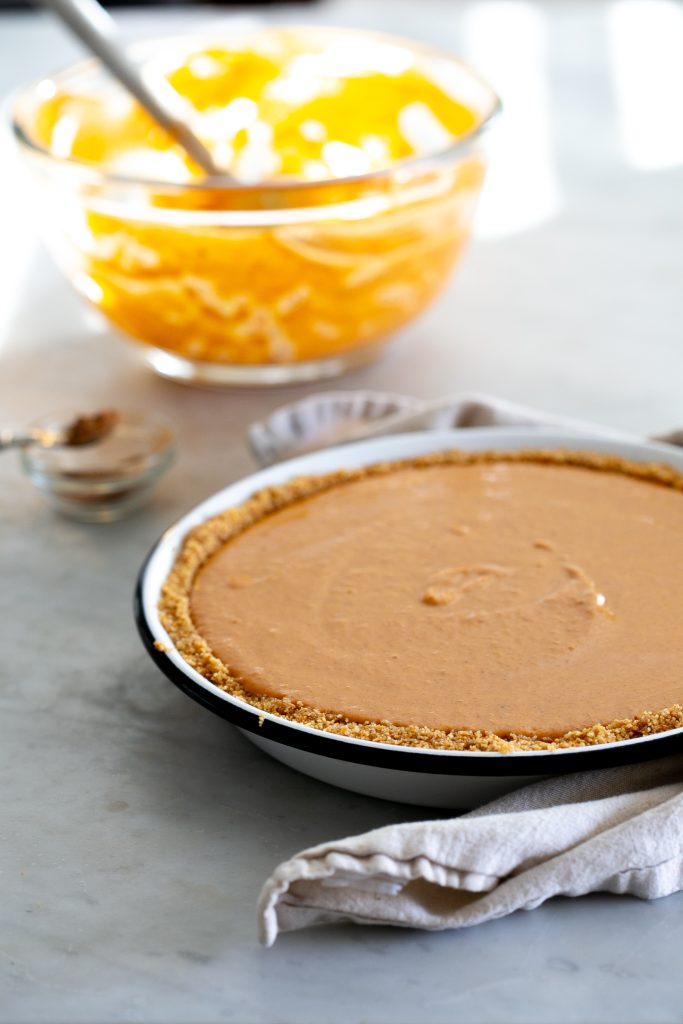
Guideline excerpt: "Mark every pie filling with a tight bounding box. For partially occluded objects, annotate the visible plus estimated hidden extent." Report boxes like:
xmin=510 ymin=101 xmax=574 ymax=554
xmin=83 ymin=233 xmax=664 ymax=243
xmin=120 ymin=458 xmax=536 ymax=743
xmin=159 ymin=450 xmax=683 ymax=751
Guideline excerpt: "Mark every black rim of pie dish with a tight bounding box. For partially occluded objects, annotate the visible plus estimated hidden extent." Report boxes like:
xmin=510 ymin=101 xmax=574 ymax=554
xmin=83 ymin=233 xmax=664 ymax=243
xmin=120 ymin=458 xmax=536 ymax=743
xmin=134 ymin=545 xmax=683 ymax=777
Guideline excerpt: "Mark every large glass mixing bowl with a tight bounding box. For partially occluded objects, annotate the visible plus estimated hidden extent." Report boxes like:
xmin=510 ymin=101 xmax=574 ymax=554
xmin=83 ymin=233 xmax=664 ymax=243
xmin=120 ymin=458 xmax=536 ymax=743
xmin=12 ymin=27 xmax=500 ymax=386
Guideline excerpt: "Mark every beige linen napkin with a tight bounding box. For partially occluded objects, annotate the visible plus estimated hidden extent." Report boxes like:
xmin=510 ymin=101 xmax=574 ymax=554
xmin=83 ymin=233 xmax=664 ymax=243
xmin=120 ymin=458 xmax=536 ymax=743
xmin=247 ymin=389 xmax=680 ymax=466
xmin=255 ymin=393 xmax=683 ymax=946
xmin=259 ymin=756 xmax=683 ymax=946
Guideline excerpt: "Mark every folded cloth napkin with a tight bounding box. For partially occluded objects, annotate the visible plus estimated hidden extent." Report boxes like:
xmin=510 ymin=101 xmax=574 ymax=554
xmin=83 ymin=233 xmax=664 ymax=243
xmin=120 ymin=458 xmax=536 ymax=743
xmin=255 ymin=393 xmax=683 ymax=946
xmin=259 ymin=756 xmax=683 ymax=946
xmin=247 ymin=389 xmax=678 ymax=466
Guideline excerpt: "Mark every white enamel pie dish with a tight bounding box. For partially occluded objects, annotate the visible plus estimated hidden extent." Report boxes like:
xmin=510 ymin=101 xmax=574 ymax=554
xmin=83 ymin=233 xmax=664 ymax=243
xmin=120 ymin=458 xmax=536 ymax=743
xmin=135 ymin=427 xmax=683 ymax=808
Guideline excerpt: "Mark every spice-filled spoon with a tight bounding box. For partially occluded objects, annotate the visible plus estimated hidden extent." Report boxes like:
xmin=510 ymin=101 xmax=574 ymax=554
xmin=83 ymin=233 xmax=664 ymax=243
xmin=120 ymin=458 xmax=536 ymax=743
xmin=0 ymin=409 xmax=120 ymax=452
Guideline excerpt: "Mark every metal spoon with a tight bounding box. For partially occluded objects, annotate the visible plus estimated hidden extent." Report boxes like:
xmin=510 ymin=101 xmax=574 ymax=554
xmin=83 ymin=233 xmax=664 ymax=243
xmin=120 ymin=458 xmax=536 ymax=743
xmin=36 ymin=0 xmax=228 ymax=179
xmin=0 ymin=409 xmax=120 ymax=452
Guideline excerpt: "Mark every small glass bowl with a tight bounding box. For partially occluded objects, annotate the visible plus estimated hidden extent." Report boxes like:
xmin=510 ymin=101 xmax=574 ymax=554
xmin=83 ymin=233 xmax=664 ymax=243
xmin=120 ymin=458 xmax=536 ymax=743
xmin=20 ymin=411 xmax=175 ymax=522
xmin=10 ymin=27 xmax=500 ymax=387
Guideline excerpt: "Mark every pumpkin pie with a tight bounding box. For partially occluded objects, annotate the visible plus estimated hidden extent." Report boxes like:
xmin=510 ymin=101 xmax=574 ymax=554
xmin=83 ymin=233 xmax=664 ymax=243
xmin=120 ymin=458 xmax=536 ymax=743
xmin=159 ymin=450 xmax=683 ymax=751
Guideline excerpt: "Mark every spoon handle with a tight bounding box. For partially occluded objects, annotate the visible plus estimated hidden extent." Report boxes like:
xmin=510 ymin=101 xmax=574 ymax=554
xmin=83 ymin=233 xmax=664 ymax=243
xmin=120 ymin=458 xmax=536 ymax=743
xmin=38 ymin=0 xmax=223 ymax=177
xmin=0 ymin=429 xmax=35 ymax=452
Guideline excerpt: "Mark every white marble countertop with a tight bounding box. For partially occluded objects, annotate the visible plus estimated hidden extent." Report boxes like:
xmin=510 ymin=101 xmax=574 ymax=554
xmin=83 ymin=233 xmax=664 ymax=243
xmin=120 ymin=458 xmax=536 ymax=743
xmin=2 ymin=2 xmax=683 ymax=1021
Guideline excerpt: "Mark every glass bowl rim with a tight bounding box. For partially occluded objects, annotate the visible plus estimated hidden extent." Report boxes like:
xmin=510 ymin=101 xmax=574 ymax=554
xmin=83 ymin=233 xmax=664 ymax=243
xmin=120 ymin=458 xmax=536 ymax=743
xmin=9 ymin=24 xmax=502 ymax=199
